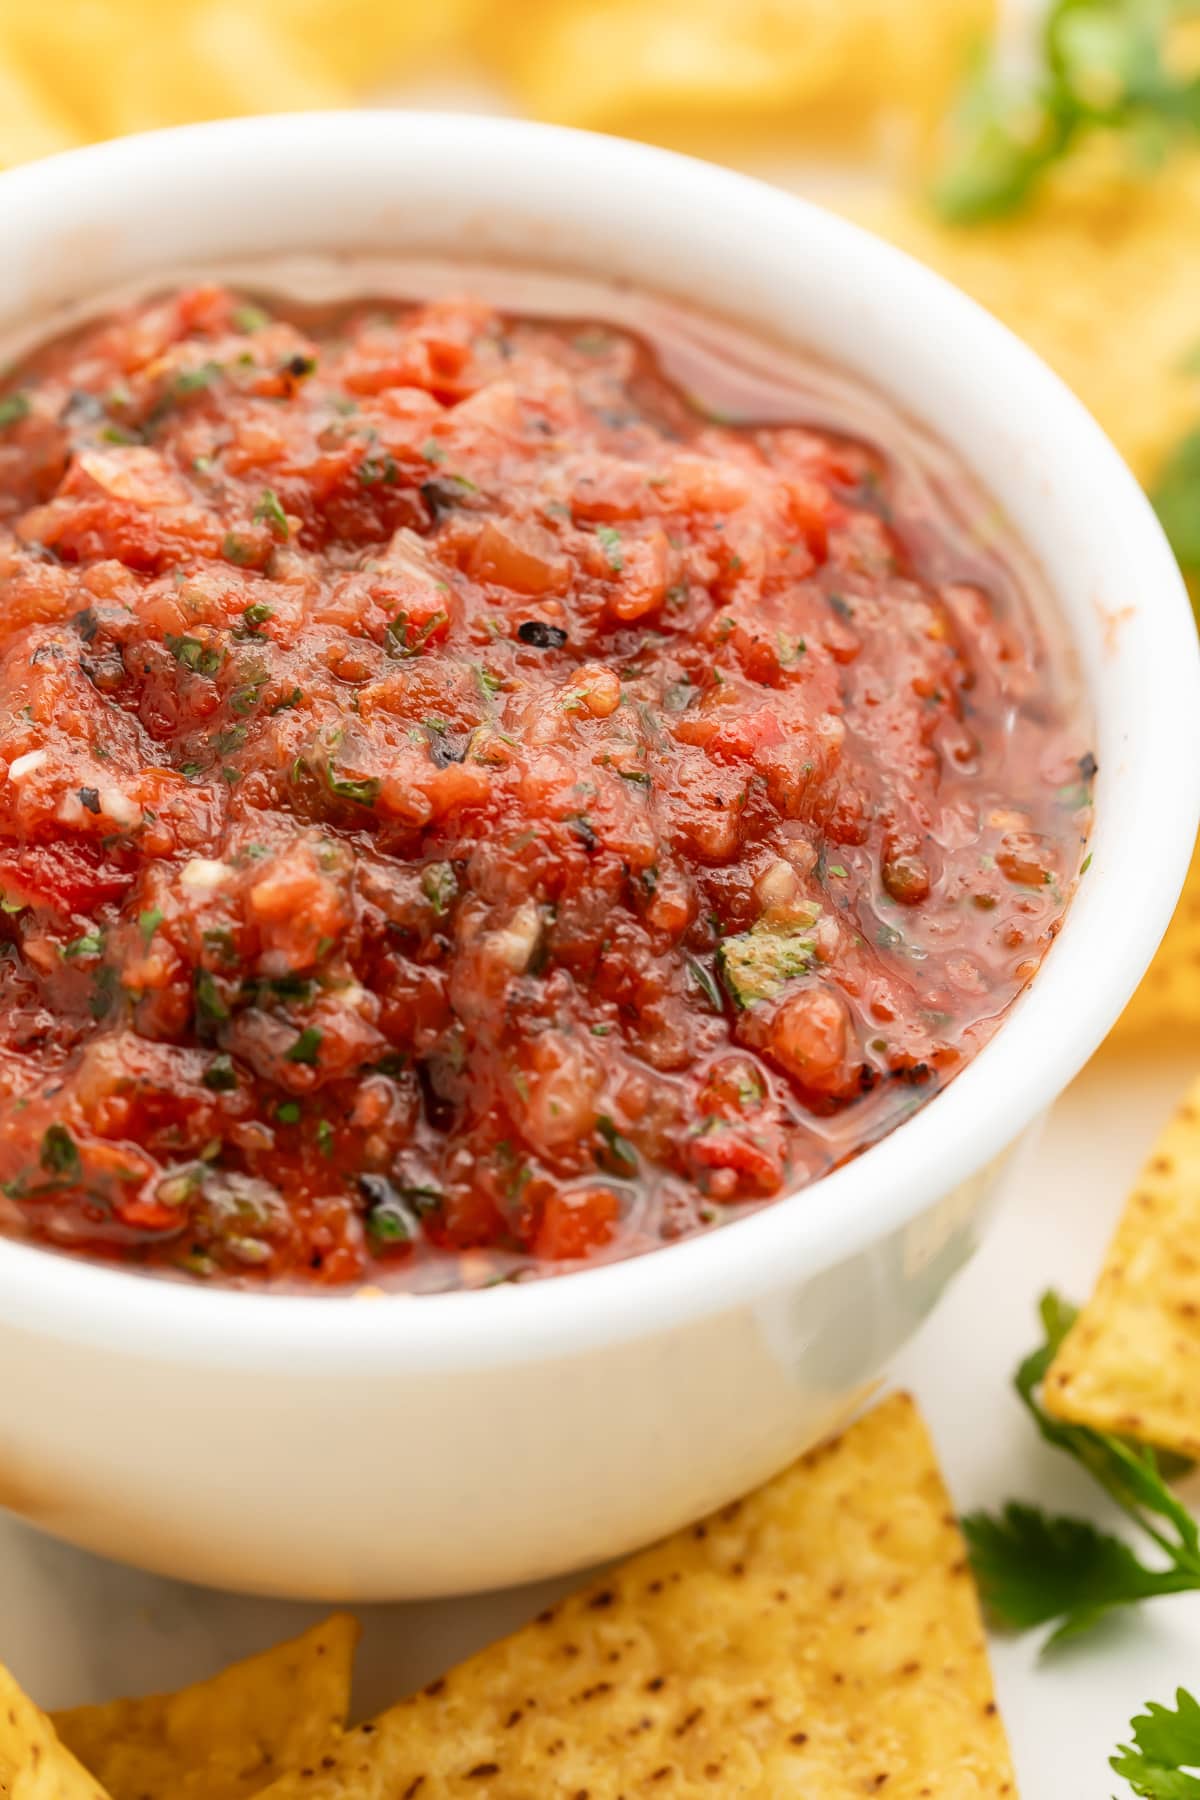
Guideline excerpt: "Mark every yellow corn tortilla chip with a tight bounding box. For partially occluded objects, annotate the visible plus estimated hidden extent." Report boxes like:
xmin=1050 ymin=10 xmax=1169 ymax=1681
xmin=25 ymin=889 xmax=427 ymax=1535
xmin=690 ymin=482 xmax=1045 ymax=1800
xmin=52 ymin=1613 xmax=357 ymax=1800
xmin=1045 ymin=1074 xmax=1200 ymax=1456
xmin=1110 ymin=836 xmax=1200 ymax=1040
xmin=849 ymin=146 xmax=1200 ymax=487
xmin=0 ymin=1665 xmax=109 ymax=1800
xmin=484 ymin=0 xmax=992 ymax=154
xmin=255 ymin=1393 xmax=1013 ymax=1798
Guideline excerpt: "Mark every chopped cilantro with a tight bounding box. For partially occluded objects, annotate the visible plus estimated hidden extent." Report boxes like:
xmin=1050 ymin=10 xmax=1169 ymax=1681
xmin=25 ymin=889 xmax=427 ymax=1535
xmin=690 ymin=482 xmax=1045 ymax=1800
xmin=193 ymin=969 xmax=229 ymax=1029
xmin=685 ymin=954 xmax=724 ymax=1014
xmin=385 ymin=609 xmax=448 ymax=659
xmin=284 ymin=1026 xmax=323 ymax=1065
xmin=40 ymin=1124 xmax=80 ymax=1179
xmin=358 ymin=453 xmax=399 ymax=486
xmin=595 ymin=1114 xmax=638 ymax=1175
xmin=166 ymin=635 xmax=222 ymax=678
xmin=173 ymin=361 xmax=222 ymax=396
xmin=0 ymin=392 xmax=30 ymax=428
xmin=233 ymin=303 xmax=270 ymax=334
xmin=276 ymin=1101 xmax=302 ymax=1125
xmin=595 ymin=524 xmax=624 ymax=571
xmin=59 ymin=931 xmax=104 ymax=961
xmin=326 ymin=769 xmax=379 ymax=808
xmin=253 ymin=489 xmax=289 ymax=541
xmin=202 ymin=1054 xmax=238 ymax=1092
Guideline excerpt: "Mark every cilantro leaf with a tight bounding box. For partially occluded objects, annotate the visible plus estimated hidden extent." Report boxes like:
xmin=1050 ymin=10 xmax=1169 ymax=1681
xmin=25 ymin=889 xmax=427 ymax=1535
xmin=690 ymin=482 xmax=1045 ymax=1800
xmin=1150 ymin=429 xmax=1200 ymax=580
xmin=934 ymin=0 xmax=1200 ymax=223
xmin=963 ymin=1502 xmax=1191 ymax=1646
xmin=964 ymin=1291 xmax=1200 ymax=1648
xmin=1113 ymin=1689 xmax=1200 ymax=1797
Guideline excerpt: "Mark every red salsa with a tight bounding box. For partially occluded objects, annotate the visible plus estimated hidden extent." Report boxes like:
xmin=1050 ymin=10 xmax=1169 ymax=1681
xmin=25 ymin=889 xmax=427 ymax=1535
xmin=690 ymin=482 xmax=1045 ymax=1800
xmin=0 ymin=280 xmax=1090 ymax=1290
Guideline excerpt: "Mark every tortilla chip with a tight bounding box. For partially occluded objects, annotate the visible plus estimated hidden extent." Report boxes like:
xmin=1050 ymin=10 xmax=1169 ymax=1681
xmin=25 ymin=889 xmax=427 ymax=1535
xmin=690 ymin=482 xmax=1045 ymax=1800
xmin=0 ymin=1665 xmax=109 ymax=1800
xmin=52 ymin=1614 xmax=357 ymax=1800
xmin=1110 ymin=836 xmax=1200 ymax=1040
xmin=1045 ymin=1075 xmax=1200 ymax=1457
xmin=254 ymin=1394 xmax=1013 ymax=1798
xmin=483 ymin=0 xmax=992 ymax=156
xmin=850 ymin=145 xmax=1200 ymax=487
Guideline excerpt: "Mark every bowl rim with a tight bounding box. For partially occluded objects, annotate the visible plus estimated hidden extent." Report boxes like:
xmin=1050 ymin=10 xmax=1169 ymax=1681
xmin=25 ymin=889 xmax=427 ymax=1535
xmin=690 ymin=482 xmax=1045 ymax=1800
xmin=0 ymin=109 xmax=1195 ymax=1373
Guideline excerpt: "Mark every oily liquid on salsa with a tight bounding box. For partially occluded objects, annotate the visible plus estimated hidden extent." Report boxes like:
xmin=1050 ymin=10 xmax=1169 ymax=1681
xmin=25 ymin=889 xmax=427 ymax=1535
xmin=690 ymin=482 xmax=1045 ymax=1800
xmin=0 ymin=265 xmax=1091 ymax=1293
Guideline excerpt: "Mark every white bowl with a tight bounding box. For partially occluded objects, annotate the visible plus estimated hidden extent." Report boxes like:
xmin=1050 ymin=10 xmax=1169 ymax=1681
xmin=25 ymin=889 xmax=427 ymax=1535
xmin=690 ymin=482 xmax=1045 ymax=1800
xmin=0 ymin=113 xmax=1194 ymax=1601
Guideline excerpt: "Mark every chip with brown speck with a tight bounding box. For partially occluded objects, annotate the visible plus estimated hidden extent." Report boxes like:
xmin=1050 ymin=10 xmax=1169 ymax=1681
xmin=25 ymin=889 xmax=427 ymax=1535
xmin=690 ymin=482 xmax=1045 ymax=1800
xmin=249 ymin=1395 xmax=1013 ymax=1797
xmin=0 ymin=1664 xmax=109 ymax=1800
xmin=1044 ymin=1073 xmax=1200 ymax=1456
xmin=52 ymin=1615 xmax=358 ymax=1800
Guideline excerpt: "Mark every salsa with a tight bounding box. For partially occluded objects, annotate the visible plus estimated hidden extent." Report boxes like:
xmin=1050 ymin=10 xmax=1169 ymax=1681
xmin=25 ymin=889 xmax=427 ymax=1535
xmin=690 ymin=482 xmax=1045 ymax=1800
xmin=0 ymin=277 xmax=1091 ymax=1291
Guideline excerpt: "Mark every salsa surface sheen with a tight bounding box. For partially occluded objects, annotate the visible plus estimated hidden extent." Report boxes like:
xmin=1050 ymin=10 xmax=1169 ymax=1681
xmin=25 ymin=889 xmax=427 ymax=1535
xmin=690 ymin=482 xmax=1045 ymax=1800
xmin=0 ymin=277 xmax=1091 ymax=1291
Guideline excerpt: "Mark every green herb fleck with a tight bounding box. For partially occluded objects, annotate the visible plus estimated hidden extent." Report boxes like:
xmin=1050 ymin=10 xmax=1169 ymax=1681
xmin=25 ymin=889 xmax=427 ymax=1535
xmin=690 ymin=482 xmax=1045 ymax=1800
xmin=385 ymin=609 xmax=448 ymax=659
xmin=166 ymin=635 xmax=222 ymax=678
xmin=40 ymin=1124 xmax=80 ymax=1180
xmin=0 ymin=392 xmax=30 ymax=428
xmin=595 ymin=1114 xmax=638 ymax=1175
xmin=174 ymin=361 xmax=222 ymax=396
xmin=253 ymin=489 xmax=289 ymax=541
xmin=686 ymin=954 xmax=724 ymax=1014
xmin=595 ymin=525 xmax=624 ymax=571
xmin=233 ymin=303 xmax=270 ymax=334
xmin=326 ymin=768 xmax=379 ymax=808
xmin=60 ymin=931 xmax=104 ymax=961
xmin=202 ymin=1055 xmax=238 ymax=1092
xmin=193 ymin=969 xmax=229 ymax=1029
xmin=285 ymin=1026 xmax=323 ymax=1066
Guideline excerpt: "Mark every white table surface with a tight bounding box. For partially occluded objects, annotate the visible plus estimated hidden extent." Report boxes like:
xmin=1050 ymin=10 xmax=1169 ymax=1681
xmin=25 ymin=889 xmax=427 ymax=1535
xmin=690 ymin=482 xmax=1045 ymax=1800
xmin=1 ymin=1039 xmax=1197 ymax=1799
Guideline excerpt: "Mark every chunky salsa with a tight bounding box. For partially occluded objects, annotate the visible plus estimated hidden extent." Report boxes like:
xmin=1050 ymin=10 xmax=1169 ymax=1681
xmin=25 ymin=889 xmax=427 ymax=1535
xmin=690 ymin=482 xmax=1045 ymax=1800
xmin=0 ymin=278 xmax=1090 ymax=1290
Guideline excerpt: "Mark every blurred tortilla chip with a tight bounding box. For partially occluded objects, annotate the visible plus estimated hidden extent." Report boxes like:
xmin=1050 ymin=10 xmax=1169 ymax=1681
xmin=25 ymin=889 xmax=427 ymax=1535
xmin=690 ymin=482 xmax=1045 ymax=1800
xmin=0 ymin=1664 xmax=109 ymax=1799
xmin=245 ymin=0 xmax=484 ymax=88
xmin=254 ymin=1394 xmax=1014 ymax=1798
xmin=1111 ymin=837 xmax=1200 ymax=1040
xmin=0 ymin=42 xmax=81 ymax=167
xmin=1045 ymin=1074 xmax=1200 ymax=1457
xmin=849 ymin=146 xmax=1200 ymax=486
xmin=485 ymin=0 xmax=993 ymax=157
xmin=53 ymin=1613 xmax=357 ymax=1800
